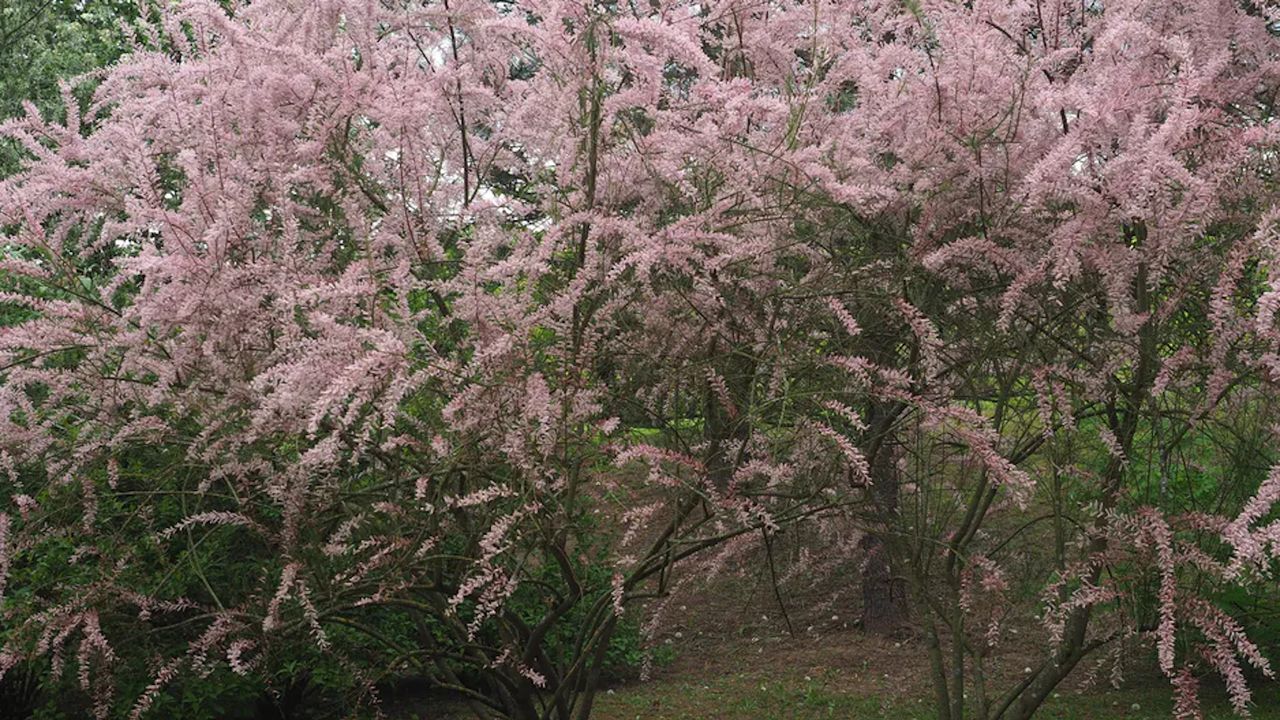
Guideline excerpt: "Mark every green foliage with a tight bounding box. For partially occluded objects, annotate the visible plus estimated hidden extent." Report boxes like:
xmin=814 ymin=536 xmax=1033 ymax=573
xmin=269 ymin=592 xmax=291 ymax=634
xmin=0 ymin=0 xmax=139 ymax=174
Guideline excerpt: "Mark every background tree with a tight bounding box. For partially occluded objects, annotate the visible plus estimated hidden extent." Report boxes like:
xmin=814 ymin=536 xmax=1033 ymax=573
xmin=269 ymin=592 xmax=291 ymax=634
xmin=0 ymin=0 xmax=137 ymax=173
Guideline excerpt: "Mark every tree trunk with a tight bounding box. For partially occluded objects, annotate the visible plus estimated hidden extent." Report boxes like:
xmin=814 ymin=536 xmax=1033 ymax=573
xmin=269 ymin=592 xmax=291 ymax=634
xmin=860 ymin=401 xmax=907 ymax=635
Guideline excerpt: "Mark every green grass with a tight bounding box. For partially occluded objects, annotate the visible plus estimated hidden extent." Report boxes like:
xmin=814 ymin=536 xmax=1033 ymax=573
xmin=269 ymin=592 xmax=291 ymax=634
xmin=591 ymin=670 xmax=1280 ymax=719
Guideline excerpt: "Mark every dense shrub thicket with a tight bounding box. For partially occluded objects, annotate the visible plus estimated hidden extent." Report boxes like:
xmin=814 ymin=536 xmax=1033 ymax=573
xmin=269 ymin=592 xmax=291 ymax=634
xmin=1 ymin=1 xmax=1280 ymax=719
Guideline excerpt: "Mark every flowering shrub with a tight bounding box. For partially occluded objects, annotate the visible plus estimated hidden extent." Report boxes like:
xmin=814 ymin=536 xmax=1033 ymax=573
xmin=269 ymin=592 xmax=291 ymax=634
xmin=1 ymin=0 xmax=1280 ymax=719
xmin=798 ymin=2 xmax=1280 ymax=719
xmin=0 ymin=0 xmax=856 ymax=716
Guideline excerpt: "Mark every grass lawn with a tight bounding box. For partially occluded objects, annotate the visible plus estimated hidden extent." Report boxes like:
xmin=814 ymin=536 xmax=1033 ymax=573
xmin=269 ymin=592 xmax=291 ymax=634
xmin=591 ymin=667 xmax=1280 ymax=719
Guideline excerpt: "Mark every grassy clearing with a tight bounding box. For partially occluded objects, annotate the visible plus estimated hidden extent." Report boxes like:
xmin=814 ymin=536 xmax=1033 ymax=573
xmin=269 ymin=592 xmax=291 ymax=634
xmin=590 ymin=667 xmax=1280 ymax=720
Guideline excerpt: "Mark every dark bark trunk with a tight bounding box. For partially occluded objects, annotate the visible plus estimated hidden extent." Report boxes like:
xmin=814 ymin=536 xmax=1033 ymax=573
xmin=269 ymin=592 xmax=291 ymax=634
xmin=860 ymin=534 xmax=903 ymax=634
xmin=860 ymin=401 xmax=908 ymax=635
xmin=704 ymin=342 xmax=755 ymax=492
